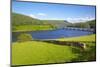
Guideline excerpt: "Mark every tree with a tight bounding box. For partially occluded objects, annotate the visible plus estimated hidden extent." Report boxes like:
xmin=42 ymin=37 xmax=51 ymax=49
xmin=71 ymin=44 xmax=96 ymax=62
xmin=73 ymin=23 xmax=90 ymax=28
xmin=17 ymin=33 xmax=33 ymax=42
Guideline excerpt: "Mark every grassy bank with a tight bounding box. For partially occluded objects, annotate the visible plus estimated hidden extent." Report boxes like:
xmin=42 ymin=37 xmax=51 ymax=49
xmin=57 ymin=34 xmax=96 ymax=41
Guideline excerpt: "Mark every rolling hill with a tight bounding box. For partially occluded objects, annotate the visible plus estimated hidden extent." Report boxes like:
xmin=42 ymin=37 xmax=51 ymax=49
xmin=12 ymin=13 xmax=55 ymax=31
xmin=12 ymin=13 xmax=70 ymax=32
xmin=12 ymin=13 xmax=43 ymax=25
xmin=12 ymin=13 xmax=96 ymax=32
xmin=42 ymin=20 xmax=71 ymax=28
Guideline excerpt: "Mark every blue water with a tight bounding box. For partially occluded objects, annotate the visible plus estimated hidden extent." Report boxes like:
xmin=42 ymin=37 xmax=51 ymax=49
xmin=12 ymin=29 xmax=93 ymax=41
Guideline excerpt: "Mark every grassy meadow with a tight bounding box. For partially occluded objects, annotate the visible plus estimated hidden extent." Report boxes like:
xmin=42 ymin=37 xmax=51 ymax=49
xmin=12 ymin=34 xmax=96 ymax=65
xmin=13 ymin=25 xmax=54 ymax=32
xmin=58 ymin=34 xmax=96 ymax=41
xmin=12 ymin=41 xmax=77 ymax=65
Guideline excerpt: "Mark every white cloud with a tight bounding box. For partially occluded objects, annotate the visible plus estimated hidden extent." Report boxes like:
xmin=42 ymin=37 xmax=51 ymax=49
xmin=29 ymin=13 xmax=47 ymax=19
xmin=29 ymin=14 xmax=37 ymax=18
xmin=67 ymin=17 xmax=95 ymax=23
xmin=37 ymin=13 xmax=46 ymax=16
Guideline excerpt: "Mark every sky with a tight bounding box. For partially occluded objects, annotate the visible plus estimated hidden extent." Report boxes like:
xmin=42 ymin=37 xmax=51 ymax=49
xmin=12 ymin=1 xmax=96 ymax=23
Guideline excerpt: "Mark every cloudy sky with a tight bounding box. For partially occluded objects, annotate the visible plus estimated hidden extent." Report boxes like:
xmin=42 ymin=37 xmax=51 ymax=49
xmin=12 ymin=1 xmax=96 ymax=23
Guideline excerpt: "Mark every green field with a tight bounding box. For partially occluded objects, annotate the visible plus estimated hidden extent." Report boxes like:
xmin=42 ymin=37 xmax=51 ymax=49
xmin=12 ymin=41 xmax=78 ymax=65
xmin=12 ymin=34 xmax=96 ymax=66
xmin=58 ymin=34 xmax=96 ymax=41
xmin=13 ymin=25 xmax=54 ymax=32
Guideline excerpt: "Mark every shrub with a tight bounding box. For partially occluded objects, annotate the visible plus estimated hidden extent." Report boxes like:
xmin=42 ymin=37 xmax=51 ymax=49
xmin=17 ymin=33 xmax=33 ymax=42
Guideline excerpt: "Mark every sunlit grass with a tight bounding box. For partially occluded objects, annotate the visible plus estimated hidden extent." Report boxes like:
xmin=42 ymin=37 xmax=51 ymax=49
xmin=12 ymin=34 xmax=96 ymax=65
xmin=13 ymin=25 xmax=53 ymax=32
xmin=57 ymin=34 xmax=95 ymax=41
xmin=12 ymin=41 xmax=77 ymax=65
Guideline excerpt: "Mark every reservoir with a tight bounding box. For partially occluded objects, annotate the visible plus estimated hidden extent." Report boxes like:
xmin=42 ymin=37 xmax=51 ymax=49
xmin=12 ymin=28 xmax=93 ymax=41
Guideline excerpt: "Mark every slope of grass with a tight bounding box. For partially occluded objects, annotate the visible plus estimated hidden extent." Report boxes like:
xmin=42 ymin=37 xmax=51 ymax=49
xmin=12 ymin=41 xmax=77 ymax=65
xmin=12 ymin=13 xmax=40 ymax=26
xmin=13 ymin=25 xmax=53 ymax=32
xmin=57 ymin=34 xmax=96 ymax=41
xmin=12 ymin=13 xmax=55 ymax=32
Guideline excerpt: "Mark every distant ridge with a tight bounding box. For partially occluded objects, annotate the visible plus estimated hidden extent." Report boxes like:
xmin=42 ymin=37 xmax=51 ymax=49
xmin=12 ymin=13 xmax=71 ymax=28
xmin=12 ymin=13 xmax=96 ymax=31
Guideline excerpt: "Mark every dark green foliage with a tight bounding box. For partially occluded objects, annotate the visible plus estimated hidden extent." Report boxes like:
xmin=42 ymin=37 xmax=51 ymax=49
xmin=67 ymin=20 xmax=96 ymax=29
xmin=17 ymin=33 xmax=33 ymax=42
xmin=87 ymin=20 xmax=96 ymax=29
xmin=71 ymin=42 xmax=96 ymax=62
xmin=72 ymin=23 xmax=90 ymax=28
xmin=65 ymin=20 xmax=96 ymax=29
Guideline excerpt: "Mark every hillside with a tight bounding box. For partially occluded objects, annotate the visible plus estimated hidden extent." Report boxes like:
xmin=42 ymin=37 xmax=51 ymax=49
xmin=86 ymin=20 xmax=96 ymax=29
xmin=42 ymin=20 xmax=71 ymax=28
xmin=12 ymin=13 xmax=70 ymax=32
xmin=12 ymin=13 xmax=96 ymax=32
xmin=12 ymin=13 xmax=54 ymax=31
xmin=67 ymin=20 xmax=96 ymax=29
xmin=12 ymin=13 xmax=44 ymax=25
